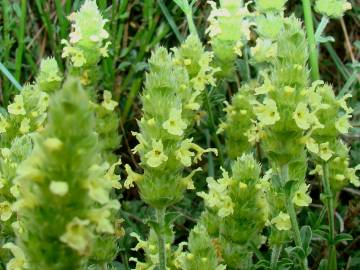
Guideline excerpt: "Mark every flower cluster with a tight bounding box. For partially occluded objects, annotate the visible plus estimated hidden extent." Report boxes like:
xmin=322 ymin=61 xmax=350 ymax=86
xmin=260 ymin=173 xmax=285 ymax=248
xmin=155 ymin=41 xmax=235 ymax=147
xmin=124 ymin=47 xmax=216 ymax=209
xmin=11 ymin=78 xmax=122 ymax=269
xmin=130 ymin=228 xmax=185 ymax=269
xmin=218 ymin=84 xmax=257 ymax=158
xmin=198 ymin=154 xmax=268 ymax=268
xmin=206 ymin=0 xmax=254 ymax=77
xmin=61 ymin=0 xmax=110 ymax=86
xmin=177 ymin=225 xmax=225 ymax=270
xmin=304 ymin=83 xmax=359 ymax=191
xmin=314 ymin=0 xmax=352 ymax=18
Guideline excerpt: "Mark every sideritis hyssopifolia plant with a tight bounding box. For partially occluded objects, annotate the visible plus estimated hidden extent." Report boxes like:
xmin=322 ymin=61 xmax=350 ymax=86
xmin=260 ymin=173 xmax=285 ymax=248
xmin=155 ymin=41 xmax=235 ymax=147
xmin=11 ymin=78 xmax=121 ymax=270
xmin=124 ymin=34 xmax=218 ymax=269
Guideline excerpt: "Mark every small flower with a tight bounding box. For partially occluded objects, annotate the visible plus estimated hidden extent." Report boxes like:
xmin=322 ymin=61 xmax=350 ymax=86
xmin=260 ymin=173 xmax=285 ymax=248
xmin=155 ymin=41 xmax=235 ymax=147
xmin=8 ymin=95 xmax=26 ymax=115
xmin=271 ymin=212 xmax=291 ymax=231
xmin=101 ymin=90 xmax=118 ymax=111
xmin=0 ymin=201 xmax=13 ymax=221
xmin=43 ymin=137 xmax=63 ymax=151
xmin=303 ymin=136 xmax=319 ymax=154
xmin=234 ymin=41 xmax=243 ymax=57
xmin=293 ymin=102 xmax=312 ymax=130
xmin=124 ymin=164 xmax=143 ymax=189
xmin=292 ymin=183 xmax=312 ymax=207
xmin=0 ymin=115 xmax=9 ymax=133
xmin=3 ymin=243 xmax=28 ymax=270
xmin=175 ymin=139 xmax=195 ymax=167
xmin=19 ymin=118 xmax=30 ymax=134
xmin=319 ymin=142 xmax=333 ymax=161
xmin=254 ymin=98 xmax=280 ymax=126
xmin=162 ymin=108 xmax=187 ymax=136
xmin=246 ymin=121 xmax=264 ymax=145
xmin=145 ymin=139 xmax=168 ymax=168
xmin=88 ymin=208 xmax=114 ymax=234
xmin=335 ymin=115 xmax=351 ymax=134
xmin=347 ymin=165 xmax=360 ymax=187
xmin=49 ymin=181 xmax=69 ymax=196
xmin=60 ymin=217 xmax=92 ymax=254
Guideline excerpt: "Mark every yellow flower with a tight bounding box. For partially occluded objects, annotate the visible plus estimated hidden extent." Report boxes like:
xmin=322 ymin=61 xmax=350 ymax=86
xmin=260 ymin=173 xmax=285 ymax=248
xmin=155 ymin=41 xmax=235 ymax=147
xmin=131 ymin=131 xmax=148 ymax=154
xmin=3 ymin=243 xmax=28 ymax=270
xmin=124 ymin=164 xmax=143 ymax=189
xmin=234 ymin=40 xmax=243 ymax=57
xmin=88 ymin=208 xmax=114 ymax=234
xmin=101 ymin=91 xmax=118 ymax=111
xmin=145 ymin=139 xmax=168 ymax=168
xmin=60 ymin=217 xmax=92 ymax=254
xmin=49 ymin=181 xmax=69 ymax=196
xmin=293 ymin=102 xmax=312 ymax=130
xmin=0 ymin=115 xmax=9 ymax=133
xmin=255 ymin=75 xmax=274 ymax=95
xmin=104 ymin=160 xmax=122 ymax=189
xmin=175 ymin=139 xmax=195 ymax=167
xmin=8 ymin=95 xmax=26 ymax=115
xmin=335 ymin=115 xmax=351 ymax=134
xmin=246 ymin=122 xmax=264 ymax=144
xmin=43 ymin=137 xmax=63 ymax=151
xmin=319 ymin=142 xmax=333 ymax=161
xmin=347 ymin=165 xmax=360 ymax=187
xmin=0 ymin=201 xmax=13 ymax=221
xmin=292 ymin=183 xmax=312 ymax=207
xmin=19 ymin=118 xmax=30 ymax=134
xmin=303 ymin=136 xmax=319 ymax=154
xmin=254 ymin=98 xmax=280 ymax=126
xmin=271 ymin=212 xmax=291 ymax=231
xmin=162 ymin=108 xmax=187 ymax=136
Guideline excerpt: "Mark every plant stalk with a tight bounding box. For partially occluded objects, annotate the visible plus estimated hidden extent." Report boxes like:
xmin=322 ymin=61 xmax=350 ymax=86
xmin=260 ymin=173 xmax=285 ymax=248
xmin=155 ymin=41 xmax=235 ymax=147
xmin=282 ymin=164 xmax=308 ymax=270
xmin=270 ymin=245 xmax=282 ymax=270
xmin=156 ymin=207 xmax=167 ymax=270
xmin=321 ymin=162 xmax=337 ymax=270
xmin=301 ymin=0 xmax=320 ymax=81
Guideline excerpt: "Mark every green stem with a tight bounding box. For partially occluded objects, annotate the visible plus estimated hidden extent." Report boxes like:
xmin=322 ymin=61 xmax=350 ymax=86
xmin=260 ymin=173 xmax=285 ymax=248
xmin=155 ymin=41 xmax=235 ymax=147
xmin=186 ymin=11 xmax=198 ymax=38
xmin=270 ymin=245 xmax=282 ymax=270
xmin=100 ymin=263 xmax=107 ymax=270
xmin=302 ymin=0 xmax=320 ymax=81
xmin=156 ymin=208 xmax=167 ymax=270
xmin=281 ymin=164 xmax=308 ymax=270
xmin=321 ymin=162 xmax=337 ymax=270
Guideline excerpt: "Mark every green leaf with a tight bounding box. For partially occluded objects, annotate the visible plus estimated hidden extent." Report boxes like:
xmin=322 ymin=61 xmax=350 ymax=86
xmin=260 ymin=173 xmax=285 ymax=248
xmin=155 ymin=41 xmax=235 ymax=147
xmin=300 ymin=226 xmax=312 ymax=254
xmin=333 ymin=233 xmax=353 ymax=244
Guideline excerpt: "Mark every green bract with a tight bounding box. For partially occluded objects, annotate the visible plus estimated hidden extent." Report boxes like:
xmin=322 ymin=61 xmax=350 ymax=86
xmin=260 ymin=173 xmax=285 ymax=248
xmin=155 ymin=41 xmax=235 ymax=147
xmin=255 ymin=0 xmax=287 ymax=13
xmin=315 ymin=0 xmax=352 ymax=18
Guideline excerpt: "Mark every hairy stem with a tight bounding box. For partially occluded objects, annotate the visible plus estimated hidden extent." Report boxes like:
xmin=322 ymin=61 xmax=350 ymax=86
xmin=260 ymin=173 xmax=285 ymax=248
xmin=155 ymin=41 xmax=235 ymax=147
xmin=282 ymin=164 xmax=308 ymax=270
xmin=302 ymin=0 xmax=320 ymax=81
xmin=156 ymin=207 xmax=167 ymax=270
xmin=322 ymin=162 xmax=337 ymax=270
xmin=270 ymin=245 xmax=282 ymax=270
